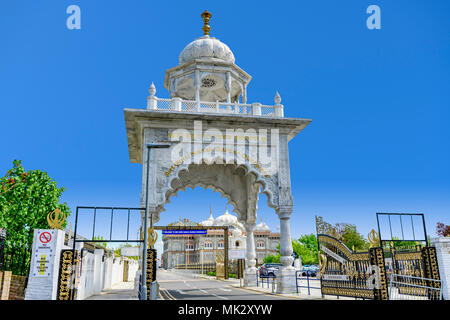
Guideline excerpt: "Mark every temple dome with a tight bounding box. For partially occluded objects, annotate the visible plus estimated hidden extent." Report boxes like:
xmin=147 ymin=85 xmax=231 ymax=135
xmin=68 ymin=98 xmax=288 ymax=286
xmin=213 ymin=207 xmax=237 ymax=226
xmin=179 ymin=36 xmax=235 ymax=65
xmin=255 ymin=220 xmax=270 ymax=232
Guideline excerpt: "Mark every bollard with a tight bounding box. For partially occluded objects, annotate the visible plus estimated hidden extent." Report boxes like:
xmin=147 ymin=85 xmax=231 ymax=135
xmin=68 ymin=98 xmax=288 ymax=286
xmin=149 ymin=281 xmax=159 ymax=300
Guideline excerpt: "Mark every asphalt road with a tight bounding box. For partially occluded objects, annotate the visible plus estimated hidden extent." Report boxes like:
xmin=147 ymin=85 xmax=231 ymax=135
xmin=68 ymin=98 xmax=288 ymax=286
xmin=157 ymin=269 xmax=286 ymax=300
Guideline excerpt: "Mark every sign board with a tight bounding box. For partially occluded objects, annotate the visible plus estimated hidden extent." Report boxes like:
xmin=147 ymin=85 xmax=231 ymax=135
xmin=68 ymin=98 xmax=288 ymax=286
xmin=162 ymin=229 xmax=207 ymax=235
xmin=121 ymin=246 xmax=140 ymax=256
xmin=228 ymin=249 xmax=245 ymax=259
xmin=322 ymin=274 xmax=350 ymax=281
xmin=33 ymin=230 xmax=57 ymax=277
xmin=320 ymin=244 xmax=346 ymax=265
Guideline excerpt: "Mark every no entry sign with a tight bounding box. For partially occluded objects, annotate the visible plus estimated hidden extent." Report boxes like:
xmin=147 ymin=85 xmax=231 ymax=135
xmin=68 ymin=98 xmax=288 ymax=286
xmin=39 ymin=232 xmax=52 ymax=244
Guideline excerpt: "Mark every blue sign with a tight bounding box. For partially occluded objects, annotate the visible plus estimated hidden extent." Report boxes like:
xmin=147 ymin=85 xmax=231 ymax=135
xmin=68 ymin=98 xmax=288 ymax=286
xmin=162 ymin=229 xmax=207 ymax=235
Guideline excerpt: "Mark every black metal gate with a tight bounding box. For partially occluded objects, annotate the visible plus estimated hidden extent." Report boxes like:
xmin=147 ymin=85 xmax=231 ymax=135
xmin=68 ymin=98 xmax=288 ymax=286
xmin=56 ymin=206 xmax=145 ymax=300
xmin=316 ymin=215 xmax=441 ymax=300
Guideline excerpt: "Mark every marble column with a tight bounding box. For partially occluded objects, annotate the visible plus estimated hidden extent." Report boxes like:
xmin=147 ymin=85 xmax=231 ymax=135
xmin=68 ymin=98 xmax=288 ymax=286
xmin=276 ymin=208 xmax=296 ymax=294
xmin=243 ymin=222 xmax=257 ymax=286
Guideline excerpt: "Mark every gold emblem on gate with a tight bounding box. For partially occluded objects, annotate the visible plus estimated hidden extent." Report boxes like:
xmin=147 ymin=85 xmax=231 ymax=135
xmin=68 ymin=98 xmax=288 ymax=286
xmin=368 ymin=229 xmax=380 ymax=248
xmin=148 ymin=228 xmax=158 ymax=249
xmin=47 ymin=208 xmax=67 ymax=229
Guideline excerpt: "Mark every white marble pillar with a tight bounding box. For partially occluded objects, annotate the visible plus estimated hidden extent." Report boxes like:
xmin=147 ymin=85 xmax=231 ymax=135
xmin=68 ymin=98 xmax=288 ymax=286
xmin=431 ymin=237 xmax=450 ymax=300
xmin=195 ymin=70 xmax=201 ymax=110
xmin=276 ymin=209 xmax=296 ymax=294
xmin=243 ymin=222 xmax=257 ymax=286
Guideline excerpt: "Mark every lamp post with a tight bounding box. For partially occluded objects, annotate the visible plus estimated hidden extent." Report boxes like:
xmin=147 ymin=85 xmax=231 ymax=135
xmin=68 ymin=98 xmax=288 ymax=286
xmin=142 ymin=143 xmax=170 ymax=300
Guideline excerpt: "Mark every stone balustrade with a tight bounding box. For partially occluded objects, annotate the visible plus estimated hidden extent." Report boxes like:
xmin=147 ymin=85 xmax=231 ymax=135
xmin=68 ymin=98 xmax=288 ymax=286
xmin=146 ymin=89 xmax=284 ymax=118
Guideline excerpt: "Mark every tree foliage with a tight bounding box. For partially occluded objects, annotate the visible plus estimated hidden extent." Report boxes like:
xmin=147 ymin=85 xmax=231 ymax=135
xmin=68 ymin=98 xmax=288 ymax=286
xmin=0 ymin=160 xmax=70 ymax=245
xmin=263 ymin=234 xmax=319 ymax=265
xmin=263 ymin=254 xmax=280 ymax=263
xmin=340 ymin=224 xmax=369 ymax=251
xmin=436 ymin=222 xmax=450 ymax=237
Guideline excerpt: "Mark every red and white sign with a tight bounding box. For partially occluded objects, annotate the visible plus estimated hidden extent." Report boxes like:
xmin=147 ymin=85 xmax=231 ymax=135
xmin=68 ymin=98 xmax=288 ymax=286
xmin=39 ymin=232 xmax=52 ymax=244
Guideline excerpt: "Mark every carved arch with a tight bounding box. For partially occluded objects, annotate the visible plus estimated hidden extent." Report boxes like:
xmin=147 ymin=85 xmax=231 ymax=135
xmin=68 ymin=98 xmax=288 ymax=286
xmin=153 ymin=162 xmax=280 ymax=223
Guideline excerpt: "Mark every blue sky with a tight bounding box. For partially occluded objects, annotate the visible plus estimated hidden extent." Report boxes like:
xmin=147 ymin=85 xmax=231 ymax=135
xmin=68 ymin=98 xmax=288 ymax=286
xmin=0 ymin=0 xmax=449 ymax=241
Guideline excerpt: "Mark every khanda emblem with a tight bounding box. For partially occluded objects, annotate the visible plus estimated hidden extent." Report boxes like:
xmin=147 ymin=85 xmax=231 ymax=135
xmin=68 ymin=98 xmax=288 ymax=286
xmin=141 ymin=227 xmax=158 ymax=249
xmin=368 ymin=229 xmax=380 ymax=248
xmin=47 ymin=208 xmax=67 ymax=229
xmin=148 ymin=227 xmax=158 ymax=248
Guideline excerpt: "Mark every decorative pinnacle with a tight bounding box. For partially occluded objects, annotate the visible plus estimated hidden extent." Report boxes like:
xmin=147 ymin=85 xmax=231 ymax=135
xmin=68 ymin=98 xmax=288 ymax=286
xmin=149 ymin=82 xmax=156 ymax=96
xmin=201 ymin=10 xmax=212 ymax=36
xmin=274 ymin=91 xmax=281 ymax=105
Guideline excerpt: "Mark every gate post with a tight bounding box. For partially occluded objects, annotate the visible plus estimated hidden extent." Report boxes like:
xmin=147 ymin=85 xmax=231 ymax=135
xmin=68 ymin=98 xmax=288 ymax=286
xmin=25 ymin=229 xmax=66 ymax=300
xmin=422 ymin=246 xmax=441 ymax=299
xmin=430 ymin=238 xmax=449 ymax=299
xmin=56 ymin=249 xmax=80 ymax=300
xmin=369 ymin=247 xmax=389 ymax=300
xmin=146 ymin=248 xmax=157 ymax=300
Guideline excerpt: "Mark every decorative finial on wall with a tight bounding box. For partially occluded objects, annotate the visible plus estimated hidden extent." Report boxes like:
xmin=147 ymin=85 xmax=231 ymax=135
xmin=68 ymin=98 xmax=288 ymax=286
xmin=201 ymin=10 xmax=212 ymax=36
xmin=274 ymin=91 xmax=281 ymax=105
xmin=149 ymin=82 xmax=156 ymax=96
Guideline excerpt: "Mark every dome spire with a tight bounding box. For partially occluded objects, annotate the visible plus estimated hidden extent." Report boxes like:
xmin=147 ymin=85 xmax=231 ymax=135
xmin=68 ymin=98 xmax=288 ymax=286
xmin=201 ymin=10 xmax=212 ymax=36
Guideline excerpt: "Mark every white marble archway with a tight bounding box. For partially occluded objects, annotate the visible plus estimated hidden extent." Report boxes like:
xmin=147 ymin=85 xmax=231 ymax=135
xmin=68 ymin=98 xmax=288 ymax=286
xmin=125 ymin=108 xmax=310 ymax=293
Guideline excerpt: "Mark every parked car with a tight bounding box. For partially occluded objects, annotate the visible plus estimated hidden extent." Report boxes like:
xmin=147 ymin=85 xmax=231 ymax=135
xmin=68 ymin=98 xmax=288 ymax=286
xmin=301 ymin=265 xmax=319 ymax=277
xmin=258 ymin=263 xmax=282 ymax=277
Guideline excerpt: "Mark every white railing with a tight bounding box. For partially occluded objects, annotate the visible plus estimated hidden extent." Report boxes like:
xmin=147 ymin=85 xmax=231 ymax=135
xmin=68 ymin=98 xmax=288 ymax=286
xmin=147 ymin=95 xmax=284 ymax=118
xmin=388 ymin=274 xmax=442 ymax=300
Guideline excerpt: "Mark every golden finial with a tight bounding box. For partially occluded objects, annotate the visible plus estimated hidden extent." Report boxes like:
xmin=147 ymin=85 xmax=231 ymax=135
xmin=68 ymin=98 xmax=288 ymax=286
xmin=47 ymin=208 xmax=67 ymax=229
xmin=201 ymin=10 xmax=212 ymax=36
xmin=368 ymin=229 xmax=380 ymax=248
xmin=148 ymin=227 xmax=158 ymax=249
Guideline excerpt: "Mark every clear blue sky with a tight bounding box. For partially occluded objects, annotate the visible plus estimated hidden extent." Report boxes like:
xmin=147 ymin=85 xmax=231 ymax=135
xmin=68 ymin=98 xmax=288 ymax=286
xmin=1 ymin=0 xmax=449 ymax=241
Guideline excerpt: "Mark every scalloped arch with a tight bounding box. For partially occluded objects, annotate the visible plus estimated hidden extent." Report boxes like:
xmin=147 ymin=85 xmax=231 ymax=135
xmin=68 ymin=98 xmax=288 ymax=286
xmin=156 ymin=162 xmax=279 ymax=219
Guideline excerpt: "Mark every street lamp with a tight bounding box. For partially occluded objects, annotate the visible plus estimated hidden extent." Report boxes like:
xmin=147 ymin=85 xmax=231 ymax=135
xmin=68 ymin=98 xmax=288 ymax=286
xmin=142 ymin=143 xmax=170 ymax=300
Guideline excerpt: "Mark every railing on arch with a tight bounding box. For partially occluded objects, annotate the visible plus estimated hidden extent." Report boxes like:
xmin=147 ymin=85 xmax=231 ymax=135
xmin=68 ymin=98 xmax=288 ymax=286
xmin=147 ymin=96 xmax=284 ymax=118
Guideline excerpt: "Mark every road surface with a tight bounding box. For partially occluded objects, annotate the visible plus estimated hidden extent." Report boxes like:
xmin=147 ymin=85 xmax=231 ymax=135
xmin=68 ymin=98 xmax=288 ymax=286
xmin=158 ymin=269 xmax=286 ymax=300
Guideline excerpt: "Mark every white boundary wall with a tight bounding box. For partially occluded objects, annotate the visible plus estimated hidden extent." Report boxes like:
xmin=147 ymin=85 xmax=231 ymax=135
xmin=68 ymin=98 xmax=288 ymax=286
xmin=76 ymin=251 xmax=139 ymax=300
xmin=431 ymin=237 xmax=450 ymax=300
xmin=25 ymin=229 xmax=140 ymax=300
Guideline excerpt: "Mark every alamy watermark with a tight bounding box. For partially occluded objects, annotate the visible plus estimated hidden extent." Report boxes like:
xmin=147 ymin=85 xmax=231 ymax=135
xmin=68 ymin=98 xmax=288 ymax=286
xmin=66 ymin=5 xmax=81 ymax=30
xmin=366 ymin=5 xmax=381 ymax=30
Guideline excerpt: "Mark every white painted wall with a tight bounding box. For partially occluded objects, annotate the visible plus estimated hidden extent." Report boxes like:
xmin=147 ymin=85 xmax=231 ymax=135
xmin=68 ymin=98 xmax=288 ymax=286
xmin=76 ymin=254 xmax=140 ymax=300
xmin=25 ymin=229 xmax=140 ymax=300
xmin=431 ymin=237 xmax=450 ymax=300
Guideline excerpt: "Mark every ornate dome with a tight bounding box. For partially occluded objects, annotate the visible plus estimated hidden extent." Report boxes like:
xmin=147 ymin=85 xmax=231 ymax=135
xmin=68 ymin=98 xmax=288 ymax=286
xmin=179 ymin=36 xmax=235 ymax=65
xmin=255 ymin=219 xmax=270 ymax=232
xmin=213 ymin=207 xmax=237 ymax=226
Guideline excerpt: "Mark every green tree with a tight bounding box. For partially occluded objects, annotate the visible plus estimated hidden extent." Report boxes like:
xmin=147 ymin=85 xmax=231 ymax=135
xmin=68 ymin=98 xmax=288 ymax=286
xmin=92 ymin=236 xmax=108 ymax=249
xmin=263 ymin=235 xmax=319 ymax=265
xmin=295 ymin=234 xmax=319 ymax=265
xmin=391 ymin=236 xmax=419 ymax=250
xmin=263 ymin=254 xmax=280 ymax=263
xmin=0 ymin=160 xmax=70 ymax=246
xmin=340 ymin=225 xmax=369 ymax=251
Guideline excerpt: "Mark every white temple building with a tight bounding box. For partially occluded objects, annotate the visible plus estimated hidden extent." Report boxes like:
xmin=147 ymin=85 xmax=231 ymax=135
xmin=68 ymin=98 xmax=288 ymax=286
xmin=125 ymin=10 xmax=311 ymax=292
xmin=161 ymin=207 xmax=280 ymax=269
